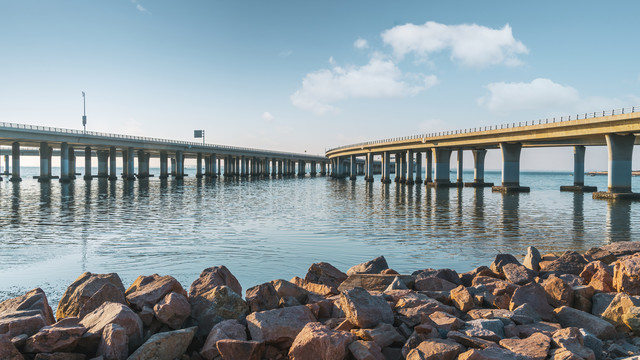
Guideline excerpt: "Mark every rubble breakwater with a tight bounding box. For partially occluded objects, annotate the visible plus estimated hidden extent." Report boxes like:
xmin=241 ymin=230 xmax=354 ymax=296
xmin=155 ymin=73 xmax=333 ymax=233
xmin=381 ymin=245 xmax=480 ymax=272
xmin=3 ymin=242 xmax=640 ymax=360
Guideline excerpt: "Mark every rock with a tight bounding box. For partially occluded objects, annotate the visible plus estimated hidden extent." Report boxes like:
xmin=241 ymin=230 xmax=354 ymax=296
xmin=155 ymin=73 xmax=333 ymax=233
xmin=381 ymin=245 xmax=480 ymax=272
xmin=246 ymin=305 xmax=316 ymax=347
xmin=33 ymin=353 xmax=86 ymax=360
xmin=580 ymin=261 xmax=611 ymax=283
xmin=347 ymin=256 xmax=389 ymax=275
xmin=600 ymin=292 xmax=640 ymax=328
xmin=338 ymin=274 xmax=413 ymax=292
xmin=579 ymin=329 xmax=604 ymax=360
xmin=189 ymin=285 xmax=249 ymax=339
xmin=588 ymin=241 xmax=640 ymax=261
xmin=450 ymin=285 xmax=474 ymax=312
xmin=414 ymin=276 xmax=457 ymax=292
xmin=0 ymin=333 xmax=23 ymax=360
xmin=551 ymin=327 xmax=595 ymax=360
xmin=56 ymin=273 xmax=125 ymax=320
xmin=511 ymin=303 xmax=541 ymax=324
xmin=305 ymin=262 xmax=348 ymax=289
xmin=288 ymin=322 xmax=355 ymax=360
xmin=245 ymin=282 xmax=279 ymax=313
xmin=216 ymin=339 xmax=264 ymax=360
xmin=591 ymin=293 xmax=616 ymax=317
xmin=200 ymin=319 xmax=247 ymax=359
xmin=509 ymin=283 xmax=553 ymax=321
xmin=499 ymin=332 xmax=550 ymax=360
xmin=430 ymin=311 xmax=465 ymax=333
xmin=446 ymin=331 xmax=496 ymax=349
xmin=413 ymin=268 xmax=462 ymax=286
xmin=405 ymin=339 xmax=464 ymax=360
xmin=348 ymin=340 xmax=385 ymax=360
xmin=127 ymin=326 xmax=196 ymax=360
xmin=290 ymin=277 xmax=337 ymax=297
xmin=189 ymin=265 xmax=242 ymax=298
xmin=351 ymin=322 xmax=404 ymax=348
xmin=622 ymin=306 xmax=640 ymax=335
xmin=572 ymin=285 xmax=595 ymax=313
xmin=553 ymin=306 xmax=616 ymax=340
xmin=556 ymin=274 xmax=584 ymax=287
xmin=125 ymin=274 xmax=187 ymax=311
xmin=472 ymin=277 xmax=517 ymax=297
xmin=501 ymin=263 xmax=535 ymax=285
xmin=524 ymin=246 xmax=542 ymax=272
xmin=0 ymin=288 xmax=55 ymax=337
xmin=541 ymin=251 xmax=588 ymax=276
xmin=137 ymin=306 xmax=154 ymax=327
xmin=270 ymin=279 xmax=309 ymax=304
xmin=24 ymin=317 xmax=87 ymax=353
xmin=153 ymin=292 xmax=190 ymax=329
xmin=490 ymin=254 xmax=521 ymax=276
xmin=589 ymin=268 xmax=614 ymax=293
xmin=460 ymin=266 xmax=492 ymax=287
xmin=385 ymin=277 xmax=408 ymax=291
xmin=96 ymin=323 xmax=128 ymax=360
xmin=79 ymin=302 xmax=143 ymax=353
xmin=77 ymin=283 xmax=127 ymax=319
xmin=394 ymin=294 xmax=454 ymax=327
xmin=543 ymin=275 xmax=574 ymax=308
xmin=515 ymin=322 xmax=562 ymax=338
xmin=458 ymin=347 xmax=528 ymax=360
xmin=340 ymin=287 xmax=393 ymax=329
xmin=465 ymin=319 xmax=505 ymax=339
xmin=613 ymin=253 xmax=640 ymax=295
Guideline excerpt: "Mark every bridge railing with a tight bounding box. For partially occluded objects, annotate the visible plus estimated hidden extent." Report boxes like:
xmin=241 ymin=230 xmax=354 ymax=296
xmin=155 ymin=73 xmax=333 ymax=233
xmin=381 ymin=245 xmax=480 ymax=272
xmin=326 ymin=105 xmax=640 ymax=153
xmin=0 ymin=122 xmax=326 ymax=160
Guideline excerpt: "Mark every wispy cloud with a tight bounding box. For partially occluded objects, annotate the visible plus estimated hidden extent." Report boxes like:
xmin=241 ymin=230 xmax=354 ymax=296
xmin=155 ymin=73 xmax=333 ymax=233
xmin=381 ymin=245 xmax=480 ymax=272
xmin=131 ymin=0 xmax=151 ymax=15
xmin=262 ymin=111 xmax=275 ymax=122
xmin=354 ymin=38 xmax=369 ymax=49
xmin=279 ymin=50 xmax=293 ymax=57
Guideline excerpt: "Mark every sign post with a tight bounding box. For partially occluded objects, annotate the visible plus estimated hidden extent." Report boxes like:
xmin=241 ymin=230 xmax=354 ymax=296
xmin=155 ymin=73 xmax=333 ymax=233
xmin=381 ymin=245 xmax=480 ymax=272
xmin=194 ymin=130 xmax=205 ymax=145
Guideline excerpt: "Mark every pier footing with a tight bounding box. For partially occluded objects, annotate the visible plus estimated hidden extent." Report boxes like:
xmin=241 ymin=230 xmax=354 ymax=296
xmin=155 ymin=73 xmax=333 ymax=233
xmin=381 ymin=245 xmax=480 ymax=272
xmin=592 ymin=192 xmax=640 ymax=200
xmin=464 ymin=182 xmax=494 ymax=188
xmin=492 ymin=186 xmax=530 ymax=193
xmin=560 ymin=185 xmax=598 ymax=192
xmin=426 ymin=182 xmax=458 ymax=188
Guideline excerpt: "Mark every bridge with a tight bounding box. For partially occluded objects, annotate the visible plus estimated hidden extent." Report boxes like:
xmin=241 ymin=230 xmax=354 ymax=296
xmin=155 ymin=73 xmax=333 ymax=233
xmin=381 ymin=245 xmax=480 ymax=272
xmin=325 ymin=106 xmax=640 ymax=199
xmin=0 ymin=122 xmax=329 ymax=182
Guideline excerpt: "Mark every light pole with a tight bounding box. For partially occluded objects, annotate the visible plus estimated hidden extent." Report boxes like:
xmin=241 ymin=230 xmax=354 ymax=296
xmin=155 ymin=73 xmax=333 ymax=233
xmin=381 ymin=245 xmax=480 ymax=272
xmin=82 ymin=91 xmax=87 ymax=133
xmin=194 ymin=130 xmax=205 ymax=145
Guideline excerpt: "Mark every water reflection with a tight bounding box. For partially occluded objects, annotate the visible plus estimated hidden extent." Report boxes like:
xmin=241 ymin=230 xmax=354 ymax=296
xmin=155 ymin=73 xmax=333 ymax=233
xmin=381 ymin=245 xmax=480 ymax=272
xmin=572 ymin=193 xmax=585 ymax=243
xmin=501 ymin=193 xmax=520 ymax=239
xmin=606 ymin=200 xmax=631 ymax=242
xmin=11 ymin=182 xmax=20 ymax=225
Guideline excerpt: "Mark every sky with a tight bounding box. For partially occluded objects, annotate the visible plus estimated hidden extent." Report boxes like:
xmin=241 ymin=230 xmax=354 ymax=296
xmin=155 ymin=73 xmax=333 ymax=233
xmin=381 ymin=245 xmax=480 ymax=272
xmin=1 ymin=1 xmax=639 ymax=170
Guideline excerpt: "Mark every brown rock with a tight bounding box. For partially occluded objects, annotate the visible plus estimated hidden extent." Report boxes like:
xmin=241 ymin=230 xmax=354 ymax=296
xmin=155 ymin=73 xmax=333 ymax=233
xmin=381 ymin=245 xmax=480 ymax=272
xmin=515 ymin=322 xmax=562 ymax=338
xmin=524 ymin=246 xmax=542 ymax=272
xmin=446 ymin=331 xmax=497 ymax=349
xmin=96 ymin=323 xmax=128 ymax=360
xmin=33 ymin=353 xmax=86 ymax=360
xmin=490 ymin=254 xmax=521 ymax=276
xmin=414 ymin=276 xmax=457 ymax=292
xmin=338 ymin=274 xmax=413 ymax=292
xmin=348 ymin=340 xmax=385 ymax=360
xmin=340 ymin=287 xmax=393 ymax=329
xmin=622 ymin=306 xmax=640 ymax=335
xmin=458 ymin=347 xmax=528 ymax=360
xmin=554 ymin=306 xmax=616 ymax=340
xmin=509 ymin=283 xmax=554 ymax=321
xmin=189 ymin=285 xmax=250 ymax=339
xmin=460 ymin=266 xmax=492 ymax=287
xmin=551 ymin=327 xmax=595 ymax=360
xmin=430 ymin=311 xmax=464 ymax=333
xmin=125 ymin=274 xmax=187 ymax=311
xmin=541 ymin=251 xmax=588 ymax=276
xmin=24 ymin=317 xmax=87 ymax=353
xmin=0 ymin=333 xmax=23 ymax=360
xmin=246 ymin=305 xmax=316 ymax=347
xmin=381 ymin=268 xmax=399 ymax=275
xmin=127 ymin=326 xmax=196 ymax=360
xmin=549 ymin=347 xmax=585 ymax=360
xmin=587 ymin=241 xmax=640 ymax=261
xmin=79 ymin=302 xmax=143 ymax=353
xmin=189 ymin=265 xmax=242 ymax=298
xmin=589 ymin=268 xmax=614 ymax=292
xmin=200 ymin=319 xmax=247 ymax=360
xmin=571 ymin=285 xmax=595 ymax=312
xmin=543 ymin=275 xmax=575 ymax=308
xmin=450 ymin=285 xmax=474 ymax=312
xmin=289 ymin=322 xmax=355 ymax=360
xmin=346 ymin=256 xmax=389 ymax=275
xmin=385 ymin=276 xmax=409 ymax=291
xmin=291 ymin=276 xmax=337 ymax=296
xmin=77 ymin=283 xmax=127 ymax=319
xmin=406 ymin=339 xmax=464 ymax=360
xmin=613 ymin=253 xmax=640 ymax=295
xmin=499 ymin=332 xmax=550 ymax=360
xmin=245 ymin=282 xmax=280 ymax=313
xmin=270 ymin=279 xmax=309 ymax=304
xmin=580 ymin=261 xmax=611 ymax=283
xmin=351 ymin=322 xmax=404 ymax=348
xmin=153 ymin=291 xmax=190 ymax=329
xmin=601 ymin=292 xmax=640 ymax=328
xmin=216 ymin=339 xmax=264 ymax=360
xmin=0 ymin=288 xmax=55 ymax=337
xmin=502 ymin=263 xmax=535 ymax=285
xmin=56 ymin=273 xmax=124 ymax=320
xmin=472 ymin=276 xmax=517 ymax=297
xmin=395 ymin=294 xmax=455 ymax=327
xmin=305 ymin=262 xmax=348 ymax=288
xmin=413 ymin=268 xmax=461 ymax=286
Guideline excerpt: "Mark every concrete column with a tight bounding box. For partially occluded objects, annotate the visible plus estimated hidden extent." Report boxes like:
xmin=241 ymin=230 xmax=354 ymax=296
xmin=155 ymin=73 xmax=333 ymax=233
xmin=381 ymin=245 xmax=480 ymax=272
xmin=264 ymin=158 xmax=270 ymax=176
xmin=10 ymin=142 xmax=21 ymax=182
xmin=298 ymin=160 xmax=305 ymax=177
xmin=109 ymin=146 xmax=117 ymax=181
xmin=60 ymin=142 xmax=70 ymax=183
xmin=127 ymin=148 xmax=135 ymax=180
xmin=605 ymin=134 xmax=635 ymax=193
xmin=406 ymin=150 xmax=415 ymax=185
xmin=563 ymin=146 xmax=598 ymax=192
xmin=211 ymin=154 xmax=217 ymax=178
xmin=456 ymin=150 xmax=463 ymax=185
xmin=196 ymin=153 xmax=203 ymax=178
xmin=137 ymin=150 xmax=149 ymax=178
xmin=394 ymin=153 xmax=400 ymax=182
xmin=97 ymin=150 xmax=109 ymax=178
xmin=349 ymin=155 xmax=356 ymax=180
xmin=431 ymin=148 xmax=452 ymax=186
xmin=3 ymin=155 xmax=9 ymax=175
xmin=69 ymin=147 xmax=76 ymax=179
xmin=415 ymin=151 xmax=422 ymax=183
xmin=240 ymin=156 xmax=247 ymax=177
xmin=175 ymin=151 xmax=184 ymax=179
xmin=493 ymin=142 xmax=529 ymax=192
xmin=159 ymin=151 xmax=168 ymax=179
xmin=400 ymin=153 xmax=407 ymax=183
xmin=171 ymin=157 xmax=176 ymax=176
xmin=278 ymin=160 xmax=283 ymax=175
xmin=217 ymin=157 xmax=221 ymax=176
xmin=234 ymin=157 xmax=239 ymax=176
xmin=39 ymin=142 xmax=51 ymax=182
xmin=320 ymin=162 xmax=326 ymax=175
xmin=48 ymin=146 xmax=52 ymax=178
xmin=222 ymin=157 xmax=228 ymax=177
xmin=425 ymin=149 xmax=433 ymax=184
xmin=381 ymin=152 xmax=391 ymax=183
xmin=473 ymin=149 xmax=486 ymax=183
xmin=84 ymin=146 xmax=92 ymax=180
xmin=366 ymin=154 xmax=374 ymax=182
xmin=271 ymin=160 xmax=277 ymax=176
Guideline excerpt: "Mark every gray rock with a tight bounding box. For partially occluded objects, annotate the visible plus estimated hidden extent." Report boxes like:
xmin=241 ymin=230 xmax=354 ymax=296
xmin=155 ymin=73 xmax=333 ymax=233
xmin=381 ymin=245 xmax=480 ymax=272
xmin=347 ymin=256 xmax=389 ymax=275
xmin=524 ymin=246 xmax=542 ymax=272
xmin=340 ymin=287 xmax=393 ymax=328
xmin=127 ymin=326 xmax=196 ymax=360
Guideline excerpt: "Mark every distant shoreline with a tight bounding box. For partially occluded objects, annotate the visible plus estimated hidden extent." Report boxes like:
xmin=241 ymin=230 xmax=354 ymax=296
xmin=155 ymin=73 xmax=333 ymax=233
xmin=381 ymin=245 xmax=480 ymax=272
xmin=586 ymin=171 xmax=640 ymax=176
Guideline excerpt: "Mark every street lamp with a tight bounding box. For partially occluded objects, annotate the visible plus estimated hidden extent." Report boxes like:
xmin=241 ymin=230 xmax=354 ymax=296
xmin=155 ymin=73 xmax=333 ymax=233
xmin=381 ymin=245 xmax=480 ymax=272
xmin=82 ymin=91 xmax=87 ymax=133
xmin=194 ymin=130 xmax=205 ymax=145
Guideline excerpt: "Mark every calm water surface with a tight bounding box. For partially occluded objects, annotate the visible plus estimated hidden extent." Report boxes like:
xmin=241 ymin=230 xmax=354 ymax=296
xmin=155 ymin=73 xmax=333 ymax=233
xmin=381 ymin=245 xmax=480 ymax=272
xmin=1 ymin=167 xmax=638 ymax=307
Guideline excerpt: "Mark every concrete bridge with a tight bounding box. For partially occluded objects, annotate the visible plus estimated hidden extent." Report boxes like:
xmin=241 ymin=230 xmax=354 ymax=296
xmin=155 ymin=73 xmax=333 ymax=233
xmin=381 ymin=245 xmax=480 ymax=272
xmin=326 ymin=106 xmax=640 ymax=199
xmin=0 ymin=122 xmax=329 ymax=182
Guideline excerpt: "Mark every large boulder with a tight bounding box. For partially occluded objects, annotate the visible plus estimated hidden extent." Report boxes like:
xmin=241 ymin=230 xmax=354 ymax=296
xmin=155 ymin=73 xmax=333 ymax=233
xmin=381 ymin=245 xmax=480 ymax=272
xmin=246 ymin=305 xmax=316 ymax=347
xmin=189 ymin=285 xmax=250 ymax=339
xmin=351 ymin=322 xmax=404 ymax=348
xmin=0 ymin=333 xmax=24 ymax=360
xmin=200 ymin=319 xmax=247 ymax=360
xmin=23 ymin=317 xmax=87 ymax=353
xmin=79 ymin=301 xmax=143 ymax=353
xmin=450 ymin=285 xmax=474 ymax=312
xmin=77 ymin=283 xmax=127 ymax=319
xmin=288 ymin=322 xmax=355 ymax=360
xmin=601 ymin=292 xmax=640 ymax=329
xmin=541 ymin=251 xmax=589 ymax=276
xmin=338 ymin=274 xmax=413 ymax=292
xmin=270 ymin=279 xmax=309 ymax=305
xmin=346 ymin=256 xmax=389 ymax=276
xmin=543 ymin=275 xmax=574 ymax=308
xmin=56 ymin=272 xmax=125 ymax=320
xmin=499 ymin=332 xmax=551 ymax=360
xmin=190 ymin=265 xmax=242 ymax=298
xmin=551 ymin=327 xmax=595 ymax=360
xmin=305 ymin=262 xmax=348 ymax=289
xmin=490 ymin=253 xmax=521 ymax=276
xmin=613 ymin=253 xmax=640 ymax=295
xmin=125 ymin=274 xmax=186 ymax=311
xmin=524 ymin=246 xmax=542 ymax=272
xmin=554 ymin=306 xmax=616 ymax=340
xmin=245 ymin=282 xmax=280 ymax=313
xmin=340 ymin=287 xmax=393 ymax=329
xmin=406 ymin=339 xmax=464 ymax=360
xmin=96 ymin=323 xmax=128 ymax=360
xmin=153 ymin=291 xmax=190 ymax=329
xmin=510 ymin=283 xmax=554 ymax=321
xmin=348 ymin=340 xmax=385 ymax=360
xmin=127 ymin=326 xmax=196 ymax=360
xmin=0 ymin=288 xmax=55 ymax=337
xmin=216 ymin=339 xmax=265 ymax=360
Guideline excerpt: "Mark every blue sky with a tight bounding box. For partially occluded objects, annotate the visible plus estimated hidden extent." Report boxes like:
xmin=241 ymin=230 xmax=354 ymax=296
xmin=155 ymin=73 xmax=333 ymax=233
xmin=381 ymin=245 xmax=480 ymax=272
xmin=1 ymin=1 xmax=639 ymax=170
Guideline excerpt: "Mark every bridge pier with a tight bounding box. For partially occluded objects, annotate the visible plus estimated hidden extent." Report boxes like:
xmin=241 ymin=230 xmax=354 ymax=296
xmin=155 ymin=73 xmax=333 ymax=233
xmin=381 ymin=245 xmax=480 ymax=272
xmin=137 ymin=150 xmax=150 ymax=179
xmin=3 ymin=155 xmax=9 ymax=176
xmin=159 ymin=151 xmax=168 ymax=179
xmin=277 ymin=160 xmax=283 ymax=176
xmin=465 ymin=149 xmax=493 ymax=187
xmin=456 ymin=150 xmax=464 ymax=187
xmin=9 ymin=142 xmax=21 ymax=182
xmin=60 ymin=142 xmax=70 ymax=183
xmin=310 ymin=160 xmax=316 ymax=176
xmin=350 ymin=155 xmax=357 ymax=180
xmin=406 ymin=150 xmax=415 ymax=185
xmin=298 ymin=160 xmax=305 ymax=177
xmin=428 ymin=148 xmax=455 ymax=188
xmin=272 ymin=160 xmax=278 ymax=176
xmin=84 ymin=146 xmax=92 ymax=180
xmin=364 ymin=154 xmax=374 ymax=182
xmin=424 ymin=150 xmax=432 ymax=185
xmin=241 ymin=156 xmax=247 ymax=177
xmin=492 ymin=142 xmax=529 ymax=193
xmin=122 ymin=147 xmax=135 ymax=180
xmin=38 ymin=142 xmax=51 ymax=182
xmin=561 ymin=145 xmax=597 ymax=192
xmin=196 ymin=153 xmax=203 ymax=178
xmin=415 ymin=151 xmax=422 ymax=183
xmin=394 ymin=153 xmax=401 ymax=183
xmin=381 ymin=152 xmax=391 ymax=183
xmin=69 ymin=147 xmax=76 ymax=180
xmin=109 ymin=147 xmax=117 ymax=181
xmin=593 ymin=133 xmax=640 ymax=199
xmin=176 ymin=151 xmax=184 ymax=179
xmin=97 ymin=150 xmax=109 ymax=178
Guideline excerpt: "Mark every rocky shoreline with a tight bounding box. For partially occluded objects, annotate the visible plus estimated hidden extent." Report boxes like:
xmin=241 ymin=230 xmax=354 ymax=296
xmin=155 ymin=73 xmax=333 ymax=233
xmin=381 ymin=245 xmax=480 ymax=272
xmin=3 ymin=243 xmax=640 ymax=359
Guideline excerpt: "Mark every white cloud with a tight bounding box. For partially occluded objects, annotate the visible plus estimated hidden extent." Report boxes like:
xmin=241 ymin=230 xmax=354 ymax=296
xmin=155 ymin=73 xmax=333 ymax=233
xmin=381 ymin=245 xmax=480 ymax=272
xmin=132 ymin=0 xmax=151 ymax=14
xmin=477 ymin=78 xmax=579 ymax=114
xmin=279 ymin=50 xmax=293 ymax=57
xmin=354 ymin=38 xmax=369 ymax=49
xmin=381 ymin=21 xmax=528 ymax=67
xmin=262 ymin=111 xmax=275 ymax=122
xmin=291 ymin=56 xmax=438 ymax=115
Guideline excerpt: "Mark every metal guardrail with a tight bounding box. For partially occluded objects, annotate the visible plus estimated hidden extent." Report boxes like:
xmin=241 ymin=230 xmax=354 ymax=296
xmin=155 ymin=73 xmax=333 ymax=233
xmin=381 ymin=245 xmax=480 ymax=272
xmin=0 ymin=122 xmax=326 ymax=160
xmin=326 ymin=106 xmax=640 ymax=153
